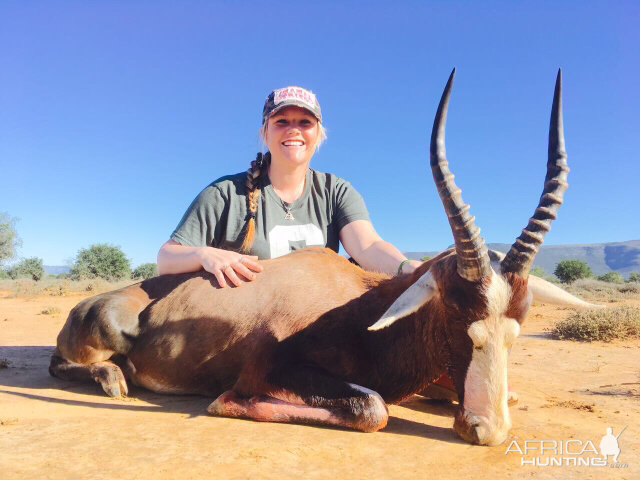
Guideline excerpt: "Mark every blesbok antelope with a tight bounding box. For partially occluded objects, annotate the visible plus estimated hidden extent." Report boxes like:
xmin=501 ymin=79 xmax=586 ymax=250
xmin=50 ymin=69 xmax=586 ymax=445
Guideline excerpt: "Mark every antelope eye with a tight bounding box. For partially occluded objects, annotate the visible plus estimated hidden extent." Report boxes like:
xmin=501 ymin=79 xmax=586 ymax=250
xmin=474 ymin=345 xmax=484 ymax=352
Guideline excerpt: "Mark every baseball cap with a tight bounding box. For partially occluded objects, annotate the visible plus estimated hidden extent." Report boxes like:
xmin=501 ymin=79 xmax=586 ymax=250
xmin=262 ymin=86 xmax=322 ymax=125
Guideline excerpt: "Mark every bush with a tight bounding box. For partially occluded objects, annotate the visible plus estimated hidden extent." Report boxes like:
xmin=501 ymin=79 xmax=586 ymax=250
xmin=530 ymin=266 xmax=546 ymax=277
xmin=597 ymin=272 xmax=624 ymax=284
xmin=566 ymin=278 xmax=640 ymax=303
xmin=70 ymin=244 xmax=131 ymax=281
xmin=7 ymin=257 xmax=45 ymax=281
xmin=132 ymin=263 xmax=158 ymax=280
xmin=549 ymin=306 xmax=640 ymax=342
xmin=554 ymin=260 xmax=593 ymax=284
xmin=0 ymin=269 xmax=9 ymax=279
xmin=627 ymin=272 xmax=640 ymax=283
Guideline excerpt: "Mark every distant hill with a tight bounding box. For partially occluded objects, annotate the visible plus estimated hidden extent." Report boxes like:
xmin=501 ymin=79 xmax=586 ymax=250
xmin=44 ymin=265 xmax=71 ymax=275
xmin=404 ymin=240 xmax=640 ymax=277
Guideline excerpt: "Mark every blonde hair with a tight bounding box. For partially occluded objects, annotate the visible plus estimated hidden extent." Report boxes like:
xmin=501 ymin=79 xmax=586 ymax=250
xmin=239 ymin=118 xmax=327 ymax=253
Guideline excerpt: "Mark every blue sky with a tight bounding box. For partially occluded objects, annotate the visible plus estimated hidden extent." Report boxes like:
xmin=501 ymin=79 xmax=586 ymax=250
xmin=1 ymin=1 xmax=638 ymax=268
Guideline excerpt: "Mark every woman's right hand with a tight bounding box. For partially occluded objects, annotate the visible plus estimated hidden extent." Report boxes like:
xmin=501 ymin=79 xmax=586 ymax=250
xmin=157 ymin=240 xmax=263 ymax=287
xmin=196 ymin=247 xmax=263 ymax=288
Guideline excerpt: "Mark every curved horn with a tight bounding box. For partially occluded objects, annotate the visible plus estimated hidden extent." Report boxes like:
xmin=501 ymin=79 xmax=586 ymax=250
xmin=501 ymin=69 xmax=569 ymax=277
xmin=430 ymin=68 xmax=491 ymax=282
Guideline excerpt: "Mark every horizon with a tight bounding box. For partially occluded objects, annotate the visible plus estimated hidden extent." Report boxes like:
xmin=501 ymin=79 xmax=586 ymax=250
xmin=36 ymin=238 xmax=640 ymax=270
xmin=2 ymin=2 xmax=639 ymax=267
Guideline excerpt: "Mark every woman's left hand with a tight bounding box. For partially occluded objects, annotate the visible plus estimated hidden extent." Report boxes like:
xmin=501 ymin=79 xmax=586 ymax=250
xmin=399 ymin=260 xmax=422 ymax=275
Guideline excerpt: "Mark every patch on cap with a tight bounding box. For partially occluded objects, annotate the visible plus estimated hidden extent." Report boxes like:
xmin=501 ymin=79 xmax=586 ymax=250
xmin=263 ymin=86 xmax=322 ymax=124
xmin=274 ymin=87 xmax=318 ymax=108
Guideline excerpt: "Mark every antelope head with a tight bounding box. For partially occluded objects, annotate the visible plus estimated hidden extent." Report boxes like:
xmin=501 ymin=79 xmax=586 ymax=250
xmin=370 ymin=69 xmax=568 ymax=446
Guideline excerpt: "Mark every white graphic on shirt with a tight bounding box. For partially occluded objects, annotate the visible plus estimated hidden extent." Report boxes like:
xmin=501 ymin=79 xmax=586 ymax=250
xmin=269 ymin=224 xmax=324 ymax=258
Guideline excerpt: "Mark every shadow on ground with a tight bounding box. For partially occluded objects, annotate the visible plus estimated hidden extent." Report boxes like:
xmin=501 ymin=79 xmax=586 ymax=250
xmin=0 ymin=345 xmax=463 ymax=443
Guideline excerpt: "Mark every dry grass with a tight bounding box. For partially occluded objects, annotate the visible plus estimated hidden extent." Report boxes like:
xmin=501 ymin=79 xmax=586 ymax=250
xmin=549 ymin=305 xmax=640 ymax=342
xmin=541 ymin=398 xmax=596 ymax=412
xmin=0 ymin=278 xmax=137 ymax=298
xmin=40 ymin=306 xmax=61 ymax=315
xmin=565 ymin=279 xmax=640 ymax=303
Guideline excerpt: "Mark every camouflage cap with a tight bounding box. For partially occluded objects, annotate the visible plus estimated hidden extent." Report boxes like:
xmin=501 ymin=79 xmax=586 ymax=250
xmin=262 ymin=86 xmax=322 ymax=125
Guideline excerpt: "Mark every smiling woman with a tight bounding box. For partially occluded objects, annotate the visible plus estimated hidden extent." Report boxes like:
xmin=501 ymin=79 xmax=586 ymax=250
xmin=156 ymin=86 xmax=422 ymax=287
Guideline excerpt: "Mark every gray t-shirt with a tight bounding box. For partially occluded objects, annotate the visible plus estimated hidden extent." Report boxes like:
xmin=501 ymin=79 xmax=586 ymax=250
xmin=171 ymin=168 xmax=370 ymax=259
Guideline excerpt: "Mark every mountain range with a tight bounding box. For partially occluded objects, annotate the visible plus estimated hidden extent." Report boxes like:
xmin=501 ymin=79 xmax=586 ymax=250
xmin=404 ymin=239 xmax=640 ymax=277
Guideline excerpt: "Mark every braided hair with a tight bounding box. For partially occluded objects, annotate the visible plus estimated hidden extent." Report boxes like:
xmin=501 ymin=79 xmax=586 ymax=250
xmin=239 ymin=151 xmax=270 ymax=253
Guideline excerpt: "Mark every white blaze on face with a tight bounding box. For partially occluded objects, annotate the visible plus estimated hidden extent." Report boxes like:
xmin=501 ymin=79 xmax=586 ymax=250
xmin=463 ymin=270 xmax=520 ymax=446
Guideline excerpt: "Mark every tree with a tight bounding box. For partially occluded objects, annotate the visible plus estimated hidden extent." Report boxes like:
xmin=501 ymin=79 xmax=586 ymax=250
xmin=627 ymin=272 xmax=640 ymax=283
xmin=597 ymin=272 xmax=623 ymax=284
xmin=554 ymin=260 xmax=593 ymax=284
xmin=0 ymin=212 xmax=21 ymax=267
xmin=8 ymin=257 xmax=45 ymax=281
xmin=70 ymin=244 xmax=131 ymax=281
xmin=132 ymin=263 xmax=158 ymax=280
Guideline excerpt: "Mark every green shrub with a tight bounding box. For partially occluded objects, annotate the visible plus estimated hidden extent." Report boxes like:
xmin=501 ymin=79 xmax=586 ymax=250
xmin=549 ymin=306 xmax=640 ymax=342
xmin=597 ymin=272 xmax=624 ymax=284
xmin=419 ymin=256 xmax=432 ymax=262
xmin=70 ymin=244 xmax=131 ymax=281
xmin=627 ymin=272 xmax=640 ymax=283
xmin=554 ymin=260 xmax=593 ymax=284
xmin=7 ymin=257 xmax=45 ymax=281
xmin=132 ymin=263 xmax=158 ymax=280
xmin=0 ymin=269 xmax=9 ymax=279
xmin=530 ymin=266 xmax=546 ymax=277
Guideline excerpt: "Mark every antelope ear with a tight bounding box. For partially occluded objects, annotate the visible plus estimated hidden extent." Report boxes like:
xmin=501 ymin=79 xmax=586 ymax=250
xmin=368 ymin=271 xmax=438 ymax=331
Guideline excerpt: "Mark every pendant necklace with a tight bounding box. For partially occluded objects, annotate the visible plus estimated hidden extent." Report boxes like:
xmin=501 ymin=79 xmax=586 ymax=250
xmin=273 ymin=176 xmax=304 ymax=221
xmin=282 ymin=202 xmax=295 ymax=221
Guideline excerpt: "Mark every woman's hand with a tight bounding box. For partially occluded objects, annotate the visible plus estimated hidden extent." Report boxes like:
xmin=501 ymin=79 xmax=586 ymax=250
xmin=196 ymin=247 xmax=263 ymax=288
xmin=157 ymin=240 xmax=263 ymax=287
xmin=339 ymin=220 xmax=424 ymax=276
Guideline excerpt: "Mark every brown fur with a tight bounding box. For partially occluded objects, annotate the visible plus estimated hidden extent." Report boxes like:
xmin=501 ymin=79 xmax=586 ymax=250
xmin=49 ymin=247 xmax=516 ymax=440
xmin=504 ymin=272 xmax=532 ymax=323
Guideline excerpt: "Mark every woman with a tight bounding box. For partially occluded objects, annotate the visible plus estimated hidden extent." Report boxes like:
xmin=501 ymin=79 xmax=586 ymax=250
xmin=156 ymin=85 xmax=464 ymax=402
xmin=157 ymin=86 xmax=422 ymax=285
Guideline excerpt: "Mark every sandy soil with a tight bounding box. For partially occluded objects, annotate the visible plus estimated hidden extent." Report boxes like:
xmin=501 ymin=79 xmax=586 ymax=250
xmin=0 ymin=290 xmax=638 ymax=479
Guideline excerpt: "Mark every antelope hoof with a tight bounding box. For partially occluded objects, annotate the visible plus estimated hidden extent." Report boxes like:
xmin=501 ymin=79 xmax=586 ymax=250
xmin=207 ymin=390 xmax=240 ymax=416
xmin=91 ymin=363 xmax=128 ymax=398
xmin=102 ymin=377 xmax=129 ymax=397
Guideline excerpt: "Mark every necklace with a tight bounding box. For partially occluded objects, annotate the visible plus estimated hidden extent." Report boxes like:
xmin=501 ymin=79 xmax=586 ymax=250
xmin=282 ymin=201 xmax=295 ymax=221
xmin=270 ymin=170 xmax=306 ymax=221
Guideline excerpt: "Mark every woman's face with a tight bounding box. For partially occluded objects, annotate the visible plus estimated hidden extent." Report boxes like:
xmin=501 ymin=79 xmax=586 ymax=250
xmin=264 ymin=106 xmax=320 ymax=168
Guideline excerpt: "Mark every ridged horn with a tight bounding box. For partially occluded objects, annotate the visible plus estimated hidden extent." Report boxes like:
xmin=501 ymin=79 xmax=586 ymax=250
xmin=430 ymin=68 xmax=491 ymax=282
xmin=501 ymin=69 xmax=569 ymax=277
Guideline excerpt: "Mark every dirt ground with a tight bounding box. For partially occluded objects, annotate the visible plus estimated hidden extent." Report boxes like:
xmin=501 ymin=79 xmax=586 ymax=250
xmin=0 ymin=290 xmax=638 ymax=480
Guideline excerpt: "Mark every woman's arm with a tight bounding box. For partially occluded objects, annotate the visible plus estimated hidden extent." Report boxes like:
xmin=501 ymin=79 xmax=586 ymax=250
xmin=339 ymin=220 xmax=422 ymax=275
xmin=157 ymin=240 xmax=263 ymax=287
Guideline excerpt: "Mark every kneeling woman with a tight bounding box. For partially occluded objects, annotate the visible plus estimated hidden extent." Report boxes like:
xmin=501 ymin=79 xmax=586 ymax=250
xmin=157 ymin=86 xmax=421 ymax=284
